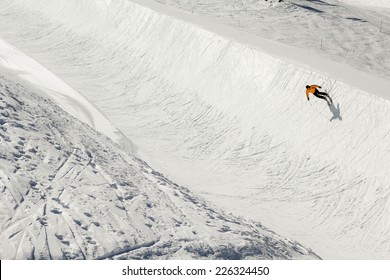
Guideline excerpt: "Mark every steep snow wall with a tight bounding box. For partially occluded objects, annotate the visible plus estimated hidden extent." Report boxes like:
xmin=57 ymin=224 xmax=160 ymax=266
xmin=1 ymin=0 xmax=390 ymax=259
xmin=1 ymin=72 xmax=318 ymax=260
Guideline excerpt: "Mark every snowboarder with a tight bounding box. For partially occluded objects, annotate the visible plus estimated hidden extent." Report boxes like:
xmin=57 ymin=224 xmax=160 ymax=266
xmin=306 ymin=85 xmax=332 ymax=105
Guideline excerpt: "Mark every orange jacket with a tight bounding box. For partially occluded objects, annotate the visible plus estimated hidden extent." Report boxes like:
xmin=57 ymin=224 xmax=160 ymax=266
xmin=306 ymin=85 xmax=321 ymax=100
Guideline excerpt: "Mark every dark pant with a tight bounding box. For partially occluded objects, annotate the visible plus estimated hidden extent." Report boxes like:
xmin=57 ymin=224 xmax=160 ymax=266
xmin=313 ymin=90 xmax=329 ymax=101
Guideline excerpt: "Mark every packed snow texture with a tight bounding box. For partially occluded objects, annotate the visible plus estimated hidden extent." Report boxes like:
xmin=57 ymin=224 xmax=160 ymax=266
xmin=0 ymin=38 xmax=129 ymax=147
xmin=0 ymin=0 xmax=389 ymax=259
xmin=0 ymin=72 xmax=318 ymax=260
xmin=153 ymin=0 xmax=390 ymax=81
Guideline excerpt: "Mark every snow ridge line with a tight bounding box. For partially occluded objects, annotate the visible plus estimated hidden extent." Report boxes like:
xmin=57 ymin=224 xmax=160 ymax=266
xmin=95 ymin=239 xmax=159 ymax=260
xmin=129 ymin=0 xmax=390 ymax=100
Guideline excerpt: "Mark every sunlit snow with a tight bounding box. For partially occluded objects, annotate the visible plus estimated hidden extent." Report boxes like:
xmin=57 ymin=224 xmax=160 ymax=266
xmin=1 ymin=0 xmax=389 ymax=259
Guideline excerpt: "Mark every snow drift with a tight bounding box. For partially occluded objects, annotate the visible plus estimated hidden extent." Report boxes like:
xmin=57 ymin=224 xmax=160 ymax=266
xmin=0 ymin=0 xmax=390 ymax=259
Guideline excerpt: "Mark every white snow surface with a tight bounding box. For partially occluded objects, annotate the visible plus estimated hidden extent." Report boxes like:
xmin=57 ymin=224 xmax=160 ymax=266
xmin=339 ymin=0 xmax=390 ymax=8
xmin=0 ymin=71 xmax=318 ymax=260
xmin=0 ymin=0 xmax=390 ymax=259
xmin=152 ymin=0 xmax=390 ymax=81
xmin=0 ymin=38 xmax=127 ymax=146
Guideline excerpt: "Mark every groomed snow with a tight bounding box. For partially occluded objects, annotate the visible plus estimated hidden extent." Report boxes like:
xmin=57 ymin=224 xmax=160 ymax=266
xmin=1 ymin=0 xmax=390 ymax=259
xmin=152 ymin=0 xmax=390 ymax=81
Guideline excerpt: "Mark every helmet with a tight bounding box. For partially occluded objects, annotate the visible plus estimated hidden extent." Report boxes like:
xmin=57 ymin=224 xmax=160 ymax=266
xmin=306 ymin=85 xmax=310 ymax=89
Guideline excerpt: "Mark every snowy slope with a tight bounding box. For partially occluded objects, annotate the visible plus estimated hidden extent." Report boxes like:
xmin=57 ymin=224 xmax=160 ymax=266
xmin=152 ymin=0 xmax=390 ymax=81
xmin=0 ymin=0 xmax=389 ymax=259
xmin=0 ymin=38 xmax=133 ymax=149
xmin=0 ymin=71 xmax=318 ymax=260
xmin=339 ymin=0 xmax=390 ymax=8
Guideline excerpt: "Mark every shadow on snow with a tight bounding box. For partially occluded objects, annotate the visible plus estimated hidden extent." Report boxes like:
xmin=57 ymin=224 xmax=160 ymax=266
xmin=328 ymin=102 xmax=342 ymax=121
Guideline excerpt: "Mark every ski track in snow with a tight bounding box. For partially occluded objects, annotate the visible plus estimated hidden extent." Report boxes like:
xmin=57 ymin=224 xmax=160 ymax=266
xmin=0 ymin=0 xmax=389 ymax=259
xmin=0 ymin=72 xmax=318 ymax=260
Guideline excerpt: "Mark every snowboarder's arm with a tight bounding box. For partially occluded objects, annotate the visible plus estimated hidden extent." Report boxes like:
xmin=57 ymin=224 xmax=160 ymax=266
xmin=312 ymin=85 xmax=321 ymax=88
xmin=306 ymin=90 xmax=310 ymax=100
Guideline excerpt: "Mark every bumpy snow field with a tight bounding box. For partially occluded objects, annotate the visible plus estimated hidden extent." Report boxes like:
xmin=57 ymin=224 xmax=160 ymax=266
xmin=0 ymin=0 xmax=389 ymax=259
xmin=0 ymin=71 xmax=318 ymax=259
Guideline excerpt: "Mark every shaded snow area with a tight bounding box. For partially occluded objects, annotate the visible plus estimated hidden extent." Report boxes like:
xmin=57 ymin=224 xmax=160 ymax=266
xmin=0 ymin=73 xmax=318 ymax=260
xmin=0 ymin=0 xmax=389 ymax=260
